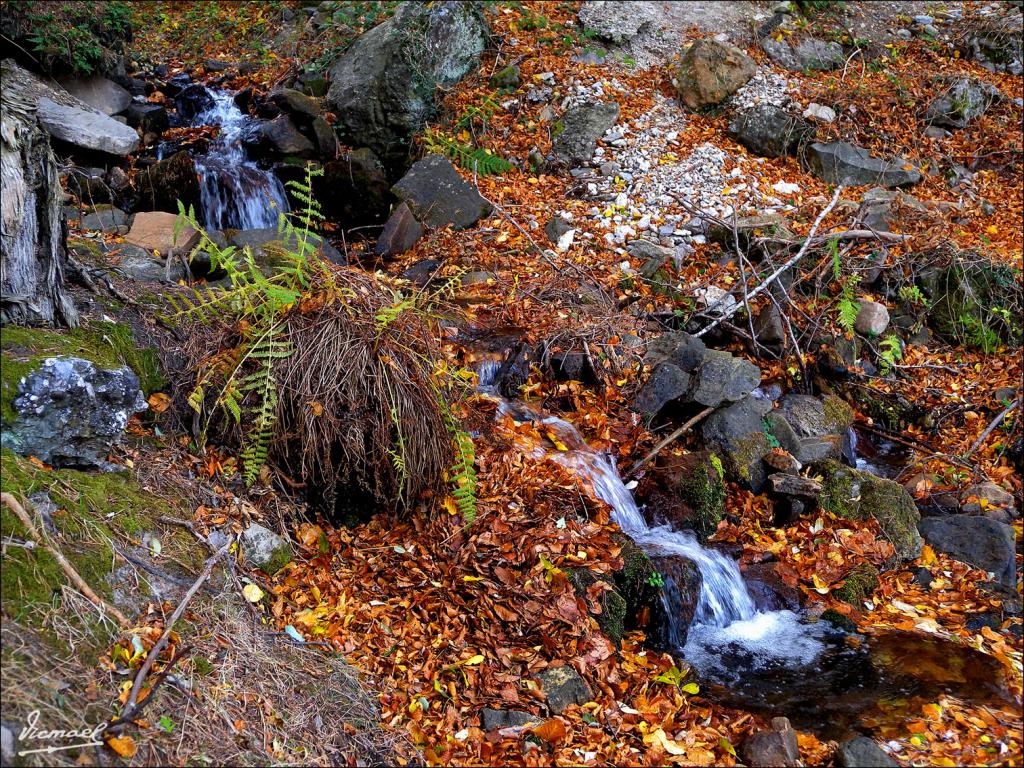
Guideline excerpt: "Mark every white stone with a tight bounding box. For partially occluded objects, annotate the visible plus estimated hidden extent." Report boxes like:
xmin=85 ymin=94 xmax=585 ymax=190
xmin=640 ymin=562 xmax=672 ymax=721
xmin=803 ymin=103 xmax=837 ymax=123
xmin=772 ymin=181 xmax=801 ymax=195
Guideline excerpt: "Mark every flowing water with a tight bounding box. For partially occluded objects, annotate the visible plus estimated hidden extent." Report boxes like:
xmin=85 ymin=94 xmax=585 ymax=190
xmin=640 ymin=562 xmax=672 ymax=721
xmin=176 ymin=89 xmax=290 ymax=231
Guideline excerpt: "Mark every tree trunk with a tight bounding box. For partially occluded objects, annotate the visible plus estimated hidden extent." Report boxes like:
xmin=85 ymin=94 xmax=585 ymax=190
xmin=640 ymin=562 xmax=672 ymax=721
xmin=1 ymin=60 xmax=78 ymax=327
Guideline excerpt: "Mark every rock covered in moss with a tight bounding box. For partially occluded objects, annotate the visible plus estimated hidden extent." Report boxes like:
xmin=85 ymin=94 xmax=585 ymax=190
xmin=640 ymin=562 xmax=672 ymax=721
xmin=764 ymin=394 xmax=853 ymax=465
xmin=702 ymin=395 xmax=774 ymax=491
xmin=638 ymin=451 xmax=725 ymax=540
xmin=834 ymin=563 xmax=880 ymax=606
xmin=816 ymin=460 xmax=922 ymax=561
xmin=240 ymin=523 xmax=293 ymax=575
xmin=1 ymin=357 xmax=146 ymax=469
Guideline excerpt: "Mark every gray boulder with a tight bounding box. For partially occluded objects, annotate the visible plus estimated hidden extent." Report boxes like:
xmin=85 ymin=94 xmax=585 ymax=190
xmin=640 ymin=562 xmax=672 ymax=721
xmin=740 ymin=717 xmax=800 ymax=767
xmin=56 ymin=75 xmax=131 ymax=115
xmin=578 ymin=1 xmax=657 ymax=44
xmin=926 ymin=78 xmax=1000 ymax=129
xmin=836 ymin=737 xmax=897 ymax=768
xmin=37 ymin=96 xmax=140 ymax=156
xmin=702 ymin=395 xmax=774 ymax=490
xmin=552 ymin=101 xmax=620 ymax=166
xmin=110 ymin=243 xmax=187 ymax=283
xmin=762 ymin=35 xmax=845 ymax=71
xmin=1 ymin=357 xmax=147 ymax=469
xmin=376 ymin=202 xmax=424 ymax=257
xmin=229 ymin=227 xmax=344 ymax=265
xmin=77 ymin=205 xmax=129 ymax=233
xmin=675 ymin=39 xmax=756 ymax=110
xmin=534 ymin=666 xmax=593 ymax=714
xmin=634 ymin=363 xmax=692 ymax=419
xmin=689 ymin=349 xmax=761 ymax=408
xmin=729 ymin=105 xmax=811 ymax=158
xmin=270 ymin=87 xmax=320 ymax=118
xmin=480 ymin=709 xmax=537 ymax=731
xmin=392 ymin=154 xmax=491 ymax=229
xmin=818 ymin=460 xmax=922 ymax=561
xmin=326 ymin=1 xmax=488 ymax=164
xmin=855 ymin=299 xmax=890 ymax=335
xmin=240 ymin=523 xmax=293 ymax=575
xmin=645 ymin=331 xmax=707 ymax=372
xmin=263 ymin=115 xmax=316 ymax=157
xmin=918 ymin=515 xmax=1016 ymax=587
xmin=765 ymin=394 xmax=853 ymax=465
xmin=806 ymin=142 xmax=921 ymax=188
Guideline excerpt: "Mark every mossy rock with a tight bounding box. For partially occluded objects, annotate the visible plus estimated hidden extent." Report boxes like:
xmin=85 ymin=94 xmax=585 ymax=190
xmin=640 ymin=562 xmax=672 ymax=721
xmin=921 ymin=256 xmax=1023 ymax=348
xmin=833 ymin=563 xmax=880 ymax=606
xmin=817 ymin=459 xmax=922 ymax=561
xmin=1 ymin=321 xmax=166 ymax=425
xmin=0 ymin=448 xmax=201 ymax=655
xmin=820 ymin=608 xmax=857 ymax=632
xmin=639 ymin=451 xmax=725 ymax=541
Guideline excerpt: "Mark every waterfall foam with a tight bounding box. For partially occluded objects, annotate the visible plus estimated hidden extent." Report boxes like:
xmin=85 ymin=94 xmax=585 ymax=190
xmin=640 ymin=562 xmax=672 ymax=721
xmin=189 ymin=89 xmax=290 ymax=230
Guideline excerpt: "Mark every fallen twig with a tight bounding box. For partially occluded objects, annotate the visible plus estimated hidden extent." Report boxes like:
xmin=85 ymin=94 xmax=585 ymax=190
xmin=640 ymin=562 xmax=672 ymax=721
xmin=626 ymin=407 xmax=715 ymax=478
xmin=964 ymin=398 xmax=1020 ymax=460
xmin=1 ymin=492 xmax=130 ymax=626
xmin=117 ymin=536 xmax=234 ymax=723
xmin=683 ymin=186 xmax=845 ymax=338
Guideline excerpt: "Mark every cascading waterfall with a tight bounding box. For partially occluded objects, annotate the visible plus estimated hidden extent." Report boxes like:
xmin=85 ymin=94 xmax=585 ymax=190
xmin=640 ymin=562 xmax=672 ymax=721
xmin=477 ymin=361 xmax=757 ymax=645
xmin=188 ymin=89 xmax=290 ymax=231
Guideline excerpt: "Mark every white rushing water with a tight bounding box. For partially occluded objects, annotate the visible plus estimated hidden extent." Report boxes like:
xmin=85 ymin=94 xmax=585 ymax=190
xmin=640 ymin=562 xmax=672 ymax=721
xmin=190 ymin=90 xmax=290 ymax=231
xmin=478 ymin=358 xmax=824 ymax=672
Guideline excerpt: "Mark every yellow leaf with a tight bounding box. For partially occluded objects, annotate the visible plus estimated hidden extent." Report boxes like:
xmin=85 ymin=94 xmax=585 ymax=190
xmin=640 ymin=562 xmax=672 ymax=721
xmin=462 ymin=575 xmax=483 ymax=582
xmin=443 ymin=496 xmax=458 ymax=515
xmin=242 ymin=583 xmax=264 ymax=602
xmin=681 ymin=682 xmax=699 ymax=694
xmin=107 ymin=735 xmax=138 ymax=758
xmin=811 ymin=574 xmax=831 ymax=594
xmin=919 ymin=545 xmax=937 ymax=566
xmin=147 ymin=392 xmax=172 ymax=413
xmin=460 ymin=654 xmax=484 ymax=666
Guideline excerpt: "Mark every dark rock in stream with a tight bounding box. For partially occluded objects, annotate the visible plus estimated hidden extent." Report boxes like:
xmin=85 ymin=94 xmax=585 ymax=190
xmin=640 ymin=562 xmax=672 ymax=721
xmin=123 ymin=102 xmax=169 ymax=135
xmin=702 ymin=395 xmax=773 ymax=491
xmin=134 ymin=150 xmax=201 ymax=214
xmin=321 ymin=148 xmax=392 ymax=233
xmin=740 ymin=716 xmax=799 ymax=767
xmin=175 ymin=83 xmax=215 ymax=122
xmin=637 ymin=451 xmax=725 ymax=541
xmin=376 ymin=203 xmax=424 ymax=257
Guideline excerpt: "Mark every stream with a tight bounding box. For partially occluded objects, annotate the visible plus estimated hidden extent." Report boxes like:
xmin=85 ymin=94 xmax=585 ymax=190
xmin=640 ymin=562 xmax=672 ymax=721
xmin=477 ymin=362 xmax=1013 ymax=740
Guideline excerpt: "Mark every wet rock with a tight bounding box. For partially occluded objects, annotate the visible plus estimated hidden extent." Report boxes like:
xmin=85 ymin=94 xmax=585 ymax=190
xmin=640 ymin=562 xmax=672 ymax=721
xmin=638 ymin=451 xmax=725 ymax=540
xmin=740 ymin=716 xmax=800 ymax=767
xmin=1 ymin=357 xmax=146 ymax=469
xmin=578 ymin=1 xmax=657 ymax=44
xmin=134 ymin=151 xmax=201 ymax=214
xmin=918 ymin=515 xmax=1016 ymax=587
xmin=175 ymin=83 xmax=215 ymax=122
xmin=552 ymin=101 xmax=620 ymax=166
xmin=729 ymin=105 xmax=811 ymax=158
xmin=240 ymin=523 xmax=293 ymax=575
xmin=392 ymin=155 xmax=491 ymax=229
xmin=321 ymin=147 xmax=392 ymax=231
xmin=817 ymin=460 xmax=922 ymax=561
xmin=548 ymin=350 xmax=597 ymax=384
xmin=921 ymin=255 xmax=1023 ymax=347
xmin=376 ymin=202 xmax=424 ymax=257
xmin=634 ymin=363 xmax=692 ymax=419
xmin=311 ymin=116 xmax=337 ymax=157
xmin=806 ymin=142 xmax=921 ymax=188
xmin=326 ymin=1 xmax=488 ymax=166
xmin=650 ymin=553 xmax=702 ymax=646
xmin=675 ymin=39 xmax=756 ymax=110
xmin=79 ymin=205 xmax=129 ymax=233
xmin=689 ymin=350 xmax=761 ymax=409
xmin=263 ymin=115 xmax=316 ymax=157
xmin=855 ymin=299 xmax=890 ymax=335
xmin=702 ymin=395 xmax=774 ymax=490
xmin=125 ymin=211 xmax=200 ymax=255
xmin=123 ymin=102 xmax=169 ymax=135
xmin=835 ymin=736 xmax=898 ymax=767
xmin=56 ymin=74 xmax=131 ymax=115
xmin=768 ymin=473 xmax=821 ymax=498
xmin=742 ymin=562 xmax=801 ymax=611
xmin=926 ymin=78 xmax=999 ymax=129
xmin=833 ymin=563 xmax=879 ymax=606
xmin=270 ymin=87 xmax=320 ymax=118
xmin=534 ymin=666 xmax=593 ymax=714
xmin=481 ymin=709 xmax=537 ymax=730
xmin=761 ymin=35 xmax=845 ymax=72
xmin=753 ymin=305 xmax=786 ymax=350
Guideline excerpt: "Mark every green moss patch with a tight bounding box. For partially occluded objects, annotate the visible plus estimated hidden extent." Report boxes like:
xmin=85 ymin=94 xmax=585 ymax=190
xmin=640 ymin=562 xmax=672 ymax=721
xmin=834 ymin=563 xmax=880 ymax=606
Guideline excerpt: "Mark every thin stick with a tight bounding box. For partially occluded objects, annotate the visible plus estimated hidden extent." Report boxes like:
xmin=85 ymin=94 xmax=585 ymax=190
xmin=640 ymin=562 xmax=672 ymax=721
xmin=1 ymin=492 xmax=130 ymax=626
xmin=118 ymin=536 xmax=234 ymax=722
xmin=964 ymin=398 xmax=1020 ymax=460
xmin=683 ymin=186 xmax=845 ymax=338
xmin=626 ymin=406 xmax=715 ymax=477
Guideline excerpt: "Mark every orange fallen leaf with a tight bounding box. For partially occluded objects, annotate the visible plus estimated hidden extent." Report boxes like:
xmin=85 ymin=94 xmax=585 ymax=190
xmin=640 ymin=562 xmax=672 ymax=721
xmin=147 ymin=392 xmax=172 ymax=413
xmin=106 ymin=735 xmax=137 ymax=758
xmin=533 ymin=718 xmax=567 ymax=743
